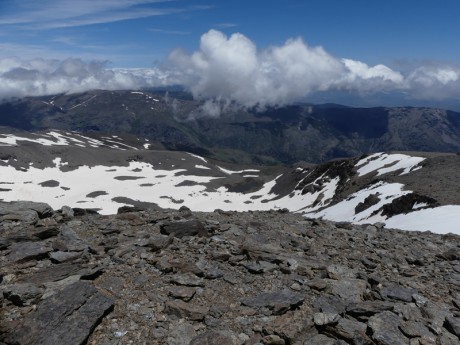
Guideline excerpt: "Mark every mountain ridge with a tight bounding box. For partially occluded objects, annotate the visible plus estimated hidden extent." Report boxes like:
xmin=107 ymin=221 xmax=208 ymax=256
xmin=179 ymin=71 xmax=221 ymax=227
xmin=0 ymin=129 xmax=458 ymax=234
xmin=1 ymin=89 xmax=459 ymax=164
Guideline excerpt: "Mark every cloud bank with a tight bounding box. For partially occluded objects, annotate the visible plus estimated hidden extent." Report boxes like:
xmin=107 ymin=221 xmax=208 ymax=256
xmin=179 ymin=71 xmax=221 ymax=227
xmin=1 ymin=30 xmax=460 ymax=109
xmin=0 ymin=57 xmax=170 ymax=99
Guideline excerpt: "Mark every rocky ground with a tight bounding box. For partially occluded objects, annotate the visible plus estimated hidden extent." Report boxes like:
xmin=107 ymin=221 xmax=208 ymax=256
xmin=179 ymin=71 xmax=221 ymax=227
xmin=1 ymin=201 xmax=460 ymax=345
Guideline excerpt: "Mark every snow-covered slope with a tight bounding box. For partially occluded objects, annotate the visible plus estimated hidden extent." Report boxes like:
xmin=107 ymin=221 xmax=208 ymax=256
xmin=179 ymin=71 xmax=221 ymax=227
xmin=0 ymin=131 xmax=459 ymax=234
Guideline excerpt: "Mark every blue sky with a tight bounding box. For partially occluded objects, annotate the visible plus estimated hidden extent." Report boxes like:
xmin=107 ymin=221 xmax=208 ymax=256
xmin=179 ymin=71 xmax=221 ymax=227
xmin=2 ymin=0 xmax=460 ymax=67
xmin=1 ymin=0 xmax=460 ymax=108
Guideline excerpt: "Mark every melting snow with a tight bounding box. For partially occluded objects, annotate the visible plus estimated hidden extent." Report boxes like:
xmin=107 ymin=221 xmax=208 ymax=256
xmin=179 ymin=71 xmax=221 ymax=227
xmin=385 ymin=206 xmax=460 ymax=234
xmin=0 ymin=131 xmax=144 ymax=151
xmin=356 ymin=153 xmax=425 ymax=176
xmin=307 ymin=181 xmax=410 ymax=223
xmin=187 ymin=153 xmax=208 ymax=163
xmin=195 ymin=165 xmax=211 ymax=170
xmin=217 ymin=166 xmax=261 ymax=175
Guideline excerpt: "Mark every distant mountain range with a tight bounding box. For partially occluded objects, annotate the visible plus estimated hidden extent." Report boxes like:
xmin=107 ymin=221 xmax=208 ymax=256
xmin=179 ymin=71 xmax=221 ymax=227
xmin=1 ymin=89 xmax=459 ymax=164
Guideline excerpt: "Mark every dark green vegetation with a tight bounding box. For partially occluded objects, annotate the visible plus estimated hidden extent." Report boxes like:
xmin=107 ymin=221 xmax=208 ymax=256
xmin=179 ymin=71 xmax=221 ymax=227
xmin=1 ymin=90 xmax=459 ymax=164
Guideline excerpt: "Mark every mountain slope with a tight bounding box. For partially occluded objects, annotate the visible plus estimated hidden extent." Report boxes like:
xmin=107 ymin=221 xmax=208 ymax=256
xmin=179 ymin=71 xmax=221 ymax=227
xmin=0 ymin=90 xmax=459 ymax=164
xmin=0 ymin=129 xmax=459 ymax=233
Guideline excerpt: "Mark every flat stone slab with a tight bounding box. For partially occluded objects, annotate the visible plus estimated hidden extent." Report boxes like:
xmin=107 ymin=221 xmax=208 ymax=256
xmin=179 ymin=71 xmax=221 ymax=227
xmin=241 ymin=290 xmax=305 ymax=315
xmin=4 ymin=281 xmax=114 ymax=345
xmin=0 ymin=201 xmax=53 ymax=219
xmin=7 ymin=241 xmax=51 ymax=263
xmin=164 ymin=300 xmax=209 ymax=321
xmin=160 ymin=219 xmax=208 ymax=238
xmin=368 ymin=311 xmax=409 ymax=345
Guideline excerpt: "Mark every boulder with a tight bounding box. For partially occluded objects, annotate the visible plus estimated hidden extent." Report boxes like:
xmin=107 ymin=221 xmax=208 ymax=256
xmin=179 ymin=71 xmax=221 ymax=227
xmin=160 ymin=219 xmax=208 ymax=238
xmin=4 ymin=281 xmax=113 ymax=345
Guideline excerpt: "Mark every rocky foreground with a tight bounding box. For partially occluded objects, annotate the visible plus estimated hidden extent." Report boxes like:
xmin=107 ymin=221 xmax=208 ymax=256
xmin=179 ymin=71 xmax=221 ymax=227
xmin=1 ymin=202 xmax=460 ymax=345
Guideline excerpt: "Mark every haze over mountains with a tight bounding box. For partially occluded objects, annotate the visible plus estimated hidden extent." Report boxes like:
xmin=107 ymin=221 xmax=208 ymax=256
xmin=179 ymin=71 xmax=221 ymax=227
xmin=1 ymin=89 xmax=459 ymax=165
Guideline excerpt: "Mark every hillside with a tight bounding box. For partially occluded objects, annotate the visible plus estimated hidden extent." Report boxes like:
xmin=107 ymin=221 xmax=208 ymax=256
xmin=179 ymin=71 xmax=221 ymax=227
xmin=0 ymin=101 xmax=460 ymax=345
xmin=0 ymin=90 xmax=459 ymax=164
xmin=0 ymin=129 xmax=459 ymax=234
xmin=2 ymin=203 xmax=460 ymax=344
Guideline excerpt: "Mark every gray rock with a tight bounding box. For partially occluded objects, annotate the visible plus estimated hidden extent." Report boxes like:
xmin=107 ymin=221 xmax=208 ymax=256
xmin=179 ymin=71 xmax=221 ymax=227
xmin=241 ymin=290 xmax=305 ymax=315
xmin=368 ymin=311 xmax=409 ymax=345
xmin=419 ymin=302 xmax=452 ymax=334
xmin=97 ymin=276 xmax=125 ymax=296
xmin=166 ymin=322 xmax=197 ymax=345
xmin=352 ymin=330 xmax=376 ymax=345
xmin=0 ymin=201 xmax=53 ymax=219
xmin=190 ymin=330 xmax=240 ymax=345
xmin=0 ymin=237 xmax=13 ymax=250
xmin=2 ymin=209 xmax=38 ymax=223
xmin=203 ymin=265 xmax=224 ymax=279
xmin=380 ymin=285 xmax=418 ymax=302
xmin=261 ymin=334 xmax=285 ymax=345
xmin=437 ymin=331 xmax=460 ymax=345
xmin=241 ymin=240 xmax=285 ymax=263
xmin=438 ymin=248 xmax=460 ymax=261
xmin=41 ymin=275 xmax=81 ymax=299
xmin=49 ymin=250 xmax=82 ymax=263
xmin=4 ymin=281 xmax=114 ymax=345
xmin=304 ymin=334 xmax=337 ymax=345
xmin=7 ymin=241 xmax=51 ymax=263
xmin=245 ymin=260 xmax=278 ymax=274
xmin=164 ymin=300 xmax=209 ymax=321
xmin=59 ymin=225 xmax=89 ymax=251
xmin=142 ymin=234 xmax=173 ymax=251
xmin=324 ymin=317 xmax=367 ymax=341
xmin=61 ymin=205 xmax=74 ymax=219
xmin=314 ymin=295 xmax=347 ymax=314
xmin=160 ymin=219 xmax=208 ymax=238
xmin=170 ymin=273 xmax=204 ymax=287
xmin=346 ymin=301 xmax=394 ymax=316
xmin=444 ymin=316 xmax=460 ymax=338
xmin=18 ymin=262 xmax=102 ymax=284
xmin=211 ymin=249 xmax=231 ymax=261
xmin=167 ymin=286 xmax=196 ymax=301
xmin=2 ymin=283 xmax=44 ymax=306
xmin=399 ymin=320 xmax=433 ymax=338
xmin=329 ymin=279 xmax=367 ymax=303
xmin=327 ymin=264 xmax=356 ymax=279
xmin=268 ymin=309 xmax=315 ymax=343
xmin=313 ymin=312 xmax=340 ymax=326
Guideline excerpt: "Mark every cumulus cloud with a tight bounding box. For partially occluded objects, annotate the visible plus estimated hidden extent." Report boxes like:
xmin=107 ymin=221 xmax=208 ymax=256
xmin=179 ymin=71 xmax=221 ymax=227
xmin=166 ymin=30 xmax=460 ymax=109
xmin=405 ymin=65 xmax=460 ymax=99
xmin=167 ymin=30 xmax=346 ymax=107
xmin=1 ymin=30 xmax=460 ymax=110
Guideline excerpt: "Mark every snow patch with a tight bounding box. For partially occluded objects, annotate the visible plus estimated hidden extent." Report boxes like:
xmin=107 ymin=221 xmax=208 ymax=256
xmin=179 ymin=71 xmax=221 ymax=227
xmin=217 ymin=166 xmax=261 ymax=175
xmin=187 ymin=153 xmax=208 ymax=163
xmin=195 ymin=165 xmax=211 ymax=170
xmin=356 ymin=153 xmax=425 ymax=176
xmin=384 ymin=206 xmax=460 ymax=234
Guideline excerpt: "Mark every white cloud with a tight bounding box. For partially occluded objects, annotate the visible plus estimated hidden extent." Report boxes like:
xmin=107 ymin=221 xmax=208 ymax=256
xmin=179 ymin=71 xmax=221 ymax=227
xmin=167 ymin=30 xmax=345 ymax=107
xmin=399 ymin=65 xmax=460 ymax=100
xmin=342 ymin=59 xmax=404 ymax=85
xmin=1 ymin=30 xmax=460 ymax=107
xmin=0 ymin=58 xmax=165 ymax=100
xmin=166 ymin=30 xmax=460 ymax=107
